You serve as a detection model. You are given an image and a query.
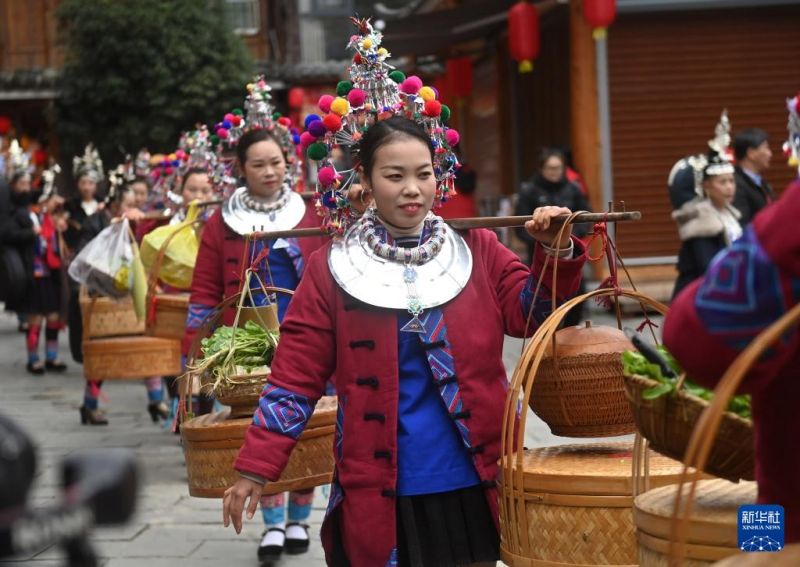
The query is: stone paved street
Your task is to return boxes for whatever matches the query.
[0,306,661,566]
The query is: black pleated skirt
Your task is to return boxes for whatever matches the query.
[330,484,500,567]
[26,272,63,315]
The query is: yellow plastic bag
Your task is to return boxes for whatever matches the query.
[130,237,148,321]
[140,202,201,289]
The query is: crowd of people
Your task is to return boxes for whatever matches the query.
[1,13,799,567]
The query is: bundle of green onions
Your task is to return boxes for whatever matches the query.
[191,320,279,393]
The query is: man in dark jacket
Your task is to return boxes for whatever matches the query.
[732,128,774,226]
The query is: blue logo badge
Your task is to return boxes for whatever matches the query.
[738,505,784,552]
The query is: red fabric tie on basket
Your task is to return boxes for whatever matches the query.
[587,220,622,310]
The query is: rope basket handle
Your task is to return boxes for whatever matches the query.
[667,301,800,565]
[499,287,669,558]
[179,286,295,421]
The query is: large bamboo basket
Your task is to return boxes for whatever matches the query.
[500,287,672,566]
[499,442,688,567]
[712,544,800,565]
[668,303,800,565]
[79,287,144,338]
[622,373,754,481]
[181,396,337,497]
[634,479,756,566]
[530,321,637,437]
[200,371,269,418]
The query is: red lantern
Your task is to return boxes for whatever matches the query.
[0,115,11,136]
[583,0,616,40]
[508,1,540,73]
[446,57,473,99]
[287,87,305,110]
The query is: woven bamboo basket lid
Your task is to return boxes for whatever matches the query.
[712,543,800,565]
[543,321,633,356]
[635,479,756,548]
[504,442,687,499]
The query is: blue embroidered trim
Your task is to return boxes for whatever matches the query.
[695,227,800,353]
[186,303,214,330]
[253,384,316,440]
[335,395,346,462]
[519,272,556,326]
[285,237,305,277]
[418,309,472,450]
[324,478,343,519]
[385,548,398,567]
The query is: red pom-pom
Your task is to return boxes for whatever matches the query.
[319,95,334,113]
[424,100,442,117]
[445,129,460,147]
[232,116,243,127]
[278,117,292,127]
[164,166,174,175]
[353,53,363,65]
[217,128,229,139]
[299,131,316,148]
[400,76,423,95]
[347,88,367,108]
[323,113,342,132]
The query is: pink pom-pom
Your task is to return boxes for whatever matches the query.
[217,128,229,139]
[224,113,235,122]
[319,95,334,113]
[317,166,337,186]
[445,129,460,147]
[299,131,316,148]
[164,166,174,175]
[347,88,367,108]
[175,149,186,160]
[400,76,423,95]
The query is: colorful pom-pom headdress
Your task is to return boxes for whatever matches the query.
[72,143,104,183]
[304,17,461,234]
[784,94,800,172]
[210,76,302,198]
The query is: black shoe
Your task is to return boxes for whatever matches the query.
[284,522,310,555]
[26,362,45,375]
[79,406,109,425]
[147,401,170,423]
[258,527,285,563]
[45,360,68,372]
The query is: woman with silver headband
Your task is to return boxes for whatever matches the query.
[183,77,327,563]
[671,111,741,298]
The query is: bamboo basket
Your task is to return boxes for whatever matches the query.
[200,371,268,418]
[712,543,800,565]
[181,396,337,497]
[667,302,800,565]
[499,442,688,566]
[635,479,756,566]
[500,287,673,566]
[623,373,754,481]
[79,287,144,338]
[531,321,637,437]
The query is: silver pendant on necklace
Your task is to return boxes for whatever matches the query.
[400,264,426,334]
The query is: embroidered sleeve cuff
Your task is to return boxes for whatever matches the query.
[239,471,267,486]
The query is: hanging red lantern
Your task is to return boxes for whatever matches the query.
[287,87,305,110]
[446,57,473,99]
[0,115,11,136]
[508,1,540,73]
[583,0,617,40]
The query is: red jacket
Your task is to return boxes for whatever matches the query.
[235,229,586,566]
[664,179,800,543]
[182,200,326,356]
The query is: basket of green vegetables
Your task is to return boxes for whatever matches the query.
[194,320,279,417]
[621,344,754,481]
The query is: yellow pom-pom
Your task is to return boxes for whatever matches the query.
[246,83,254,92]
[418,86,436,102]
[168,153,177,161]
[377,48,388,57]
[789,155,799,167]
[362,38,373,49]
[330,97,350,117]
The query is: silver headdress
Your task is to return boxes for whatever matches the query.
[40,162,61,202]
[73,143,104,182]
[690,110,734,193]
[5,139,32,180]
[784,95,800,173]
